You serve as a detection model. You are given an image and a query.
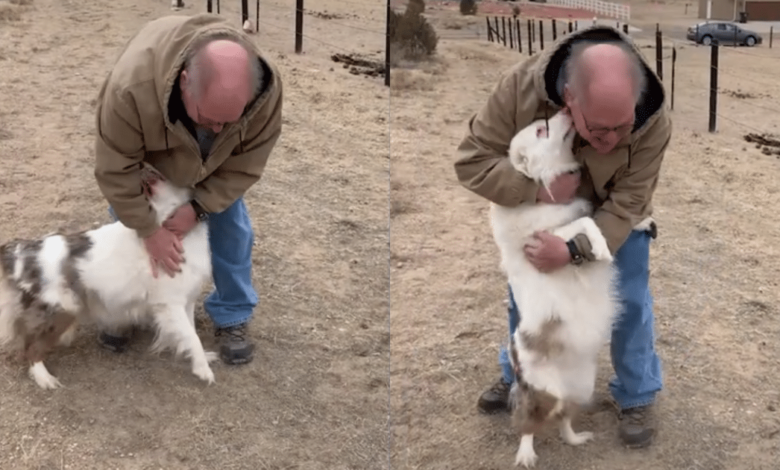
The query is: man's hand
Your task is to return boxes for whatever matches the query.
[523,231,571,273]
[143,227,185,278]
[537,171,581,204]
[162,203,198,239]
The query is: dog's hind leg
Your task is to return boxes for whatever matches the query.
[152,304,215,384]
[57,322,78,347]
[559,402,593,446]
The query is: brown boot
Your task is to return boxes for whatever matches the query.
[477,377,511,414]
[618,404,656,448]
[215,323,255,365]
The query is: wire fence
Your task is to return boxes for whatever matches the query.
[198,0,392,86]
[483,16,780,148]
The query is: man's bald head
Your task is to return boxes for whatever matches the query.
[563,41,646,108]
[180,37,263,132]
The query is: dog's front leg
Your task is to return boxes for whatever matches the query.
[153,304,216,385]
[551,217,613,263]
[515,434,538,468]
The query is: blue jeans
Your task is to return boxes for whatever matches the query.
[108,197,258,329]
[498,229,663,410]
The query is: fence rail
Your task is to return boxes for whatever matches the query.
[545,0,630,22]
[485,16,780,138]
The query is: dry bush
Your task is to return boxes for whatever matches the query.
[389,1,438,62]
[0,2,21,21]
[460,0,478,15]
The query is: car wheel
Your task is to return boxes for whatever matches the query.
[701,35,712,45]
[746,36,756,46]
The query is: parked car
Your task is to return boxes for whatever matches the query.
[686,21,763,46]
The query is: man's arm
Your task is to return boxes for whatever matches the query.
[191,83,283,214]
[571,113,673,259]
[94,83,159,238]
[453,60,542,207]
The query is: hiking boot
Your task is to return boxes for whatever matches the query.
[97,329,132,353]
[477,377,511,414]
[215,323,255,365]
[618,404,656,448]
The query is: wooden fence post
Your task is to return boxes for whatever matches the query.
[295,0,303,53]
[486,17,494,42]
[527,19,533,56]
[552,19,557,41]
[655,24,663,81]
[509,18,514,49]
[516,18,522,53]
[207,0,212,13]
[671,47,676,110]
[709,41,719,133]
[539,20,544,50]
[501,17,507,46]
[770,26,774,48]
[241,0,248,24]
[385,0,390,87]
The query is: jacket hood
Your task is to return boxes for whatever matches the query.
[529,25,666,143]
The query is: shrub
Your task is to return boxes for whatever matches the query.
[460,0,478,15]
[389,1,438,61]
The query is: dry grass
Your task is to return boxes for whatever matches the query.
[0,2,21,21]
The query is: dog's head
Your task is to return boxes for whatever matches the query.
[139,163,192,224]
[508,110,579,193]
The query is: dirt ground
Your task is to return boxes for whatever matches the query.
[389,1,780,470]
[0,0,389,469]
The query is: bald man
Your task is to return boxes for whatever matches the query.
[455,26,672,449]
[93,14,283,365]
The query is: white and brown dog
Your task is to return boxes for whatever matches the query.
[490,110,653,467]
[0,164,217,389]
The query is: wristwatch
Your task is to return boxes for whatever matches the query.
[566,239,584,266]
[190,200,209,222]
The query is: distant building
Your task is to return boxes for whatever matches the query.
[699,0,780,21]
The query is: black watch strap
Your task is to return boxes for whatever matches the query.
[190,200,209,222]
[566,239,584,266]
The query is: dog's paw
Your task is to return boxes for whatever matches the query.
[29,363,63,390]
[204,351,220,364]
[563,430,594,446]
[590,242,613,263]
[514,446,538,468]
[193,363,216,385]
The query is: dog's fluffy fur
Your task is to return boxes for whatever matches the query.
[490,111,652,467]
[0,164,217,390]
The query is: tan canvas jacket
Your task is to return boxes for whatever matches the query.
[94,13,283,238]
[454,25,672,258]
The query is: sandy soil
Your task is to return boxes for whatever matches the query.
[389,3,780,470]
[0,0,389,469]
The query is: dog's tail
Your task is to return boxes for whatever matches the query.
[0,275,20,348]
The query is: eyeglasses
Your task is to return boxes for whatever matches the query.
[570,103,634,139]
[582,112,633,139]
